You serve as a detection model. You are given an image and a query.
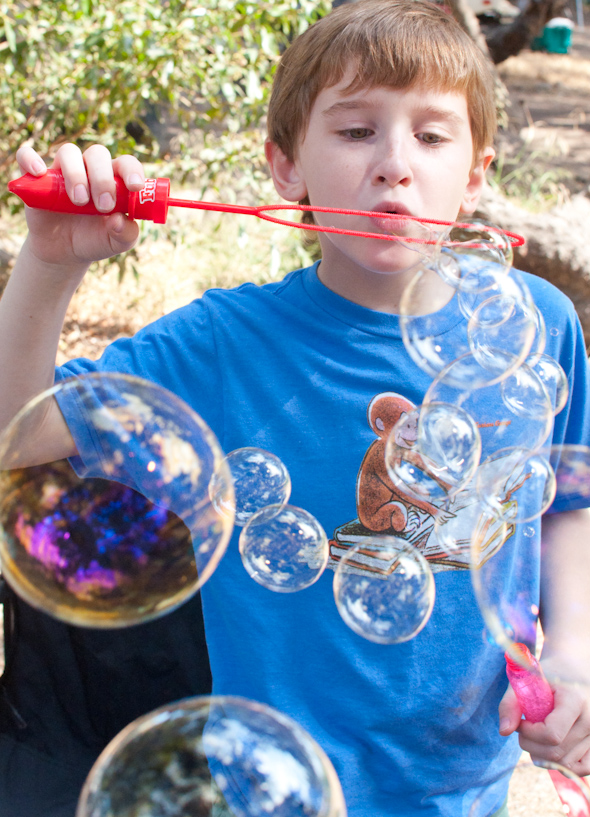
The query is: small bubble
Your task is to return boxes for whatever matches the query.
[523,525,535,538]
[550,327,560,337]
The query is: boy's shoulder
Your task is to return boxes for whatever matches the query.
[515,267,578,327]
[202,265,310,306]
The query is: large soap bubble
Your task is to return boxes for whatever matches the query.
[333,540,435,644]
[470,506,540,655]
[239,504,328,592]
[0,373,233,627]
[76,695,347,817]
[401,273,540,390]
[476,448,556,524]
[425,362,554,459]
[438,219,514,280]
[526,353,569,416]
[549,444,590,508]
[210,447,291,526]
[468,757,590,817]
[384,402,481,505]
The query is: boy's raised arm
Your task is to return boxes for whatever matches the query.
[0,144,145,466]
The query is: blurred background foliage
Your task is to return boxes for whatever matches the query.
[0,0,330,205]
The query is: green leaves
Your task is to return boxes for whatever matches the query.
[0,0,329,203]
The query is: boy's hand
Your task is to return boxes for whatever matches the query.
[498,674,590,776]
[15,143,145,271]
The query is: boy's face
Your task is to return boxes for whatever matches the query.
[267,73,494,283]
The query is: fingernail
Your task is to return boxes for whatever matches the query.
[32,159,47,175]
[73,184,89,204]
[128,173,144,187]
[499,718,510,733]
[98,192,115,211]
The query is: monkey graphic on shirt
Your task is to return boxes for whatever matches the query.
[356,392,454,536]
[327,391,523,576]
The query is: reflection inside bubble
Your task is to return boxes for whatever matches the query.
[76,696,347,817]
[239,504,328,593]
[0,373,233,627]
[210,447,292,527]
[333,540,435,644]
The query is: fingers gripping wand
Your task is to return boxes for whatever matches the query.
[505,643,590,816]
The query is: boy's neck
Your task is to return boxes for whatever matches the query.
[316,258,420,315]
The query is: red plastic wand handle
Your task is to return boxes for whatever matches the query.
[8,169,171,224]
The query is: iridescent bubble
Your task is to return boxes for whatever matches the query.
[239,504,328,592]
[384,403,481,505]
[468,758,590,817]
[76,695,347,817]
[0,373,233,627]
[470,505,539,654]
[476,447,556,523]
[210,447,291,526]
[549,444,590,506]
[526,353,569,415]
[540,444,590,686]
[333,539,435,644]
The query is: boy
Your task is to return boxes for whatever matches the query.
[2,1,590,815]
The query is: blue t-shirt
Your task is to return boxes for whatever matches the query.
[57,262,590,816]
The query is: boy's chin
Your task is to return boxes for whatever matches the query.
[358,246,431,276]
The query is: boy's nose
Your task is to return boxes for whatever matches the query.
[372,142,413,188]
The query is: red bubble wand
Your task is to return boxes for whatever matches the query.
[8,169,525,248]
[506,643,590,816]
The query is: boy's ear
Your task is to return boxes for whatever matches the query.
[459,147,496,215]
[265,140,308,202]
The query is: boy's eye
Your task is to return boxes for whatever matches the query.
[342,127,372,140]
[419,132,444,145]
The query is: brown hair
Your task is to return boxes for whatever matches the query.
[267,0,497,162]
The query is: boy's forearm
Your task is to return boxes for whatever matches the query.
[539,507,590,681]
[0,237,87,434]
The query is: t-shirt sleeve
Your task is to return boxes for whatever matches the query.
[55,296,225,474]
[546,299,590,514]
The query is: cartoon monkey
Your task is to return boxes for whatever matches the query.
[357,392,453,534]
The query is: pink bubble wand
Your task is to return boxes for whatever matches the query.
[506,643,590,816]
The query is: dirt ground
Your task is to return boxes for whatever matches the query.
[1,15,590,815]
[495,13,590,196]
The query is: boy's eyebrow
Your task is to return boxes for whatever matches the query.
[321,99,379,118]
[322,99,467,129]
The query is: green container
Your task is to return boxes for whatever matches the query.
[532,20,574,54]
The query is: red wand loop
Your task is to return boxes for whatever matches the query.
[8,169,526,248]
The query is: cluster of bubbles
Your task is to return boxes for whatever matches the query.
[209,446,329,593]
[0,219,581,651]
[0,376,341,814]
[0,216,589,811]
